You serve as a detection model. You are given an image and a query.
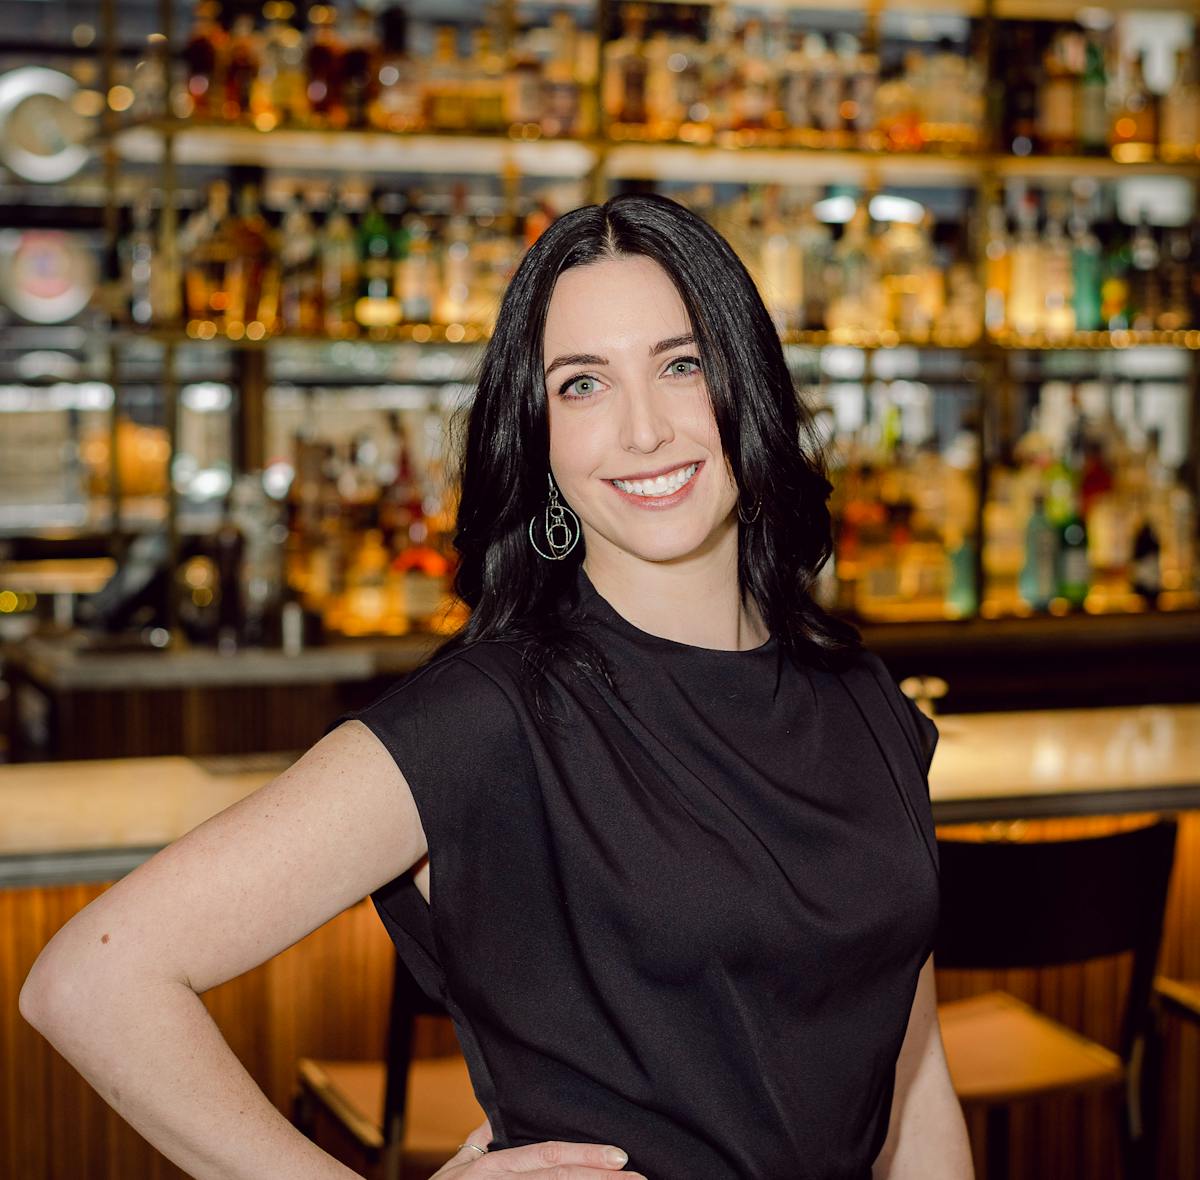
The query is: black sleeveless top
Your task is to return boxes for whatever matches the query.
[327,564,940,1180]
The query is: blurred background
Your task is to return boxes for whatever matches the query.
[1,3,1199,1178]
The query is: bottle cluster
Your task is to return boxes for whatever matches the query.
[122,180,555,337]
[983,192,1197,340]
[603,2,985,151]
[824,389,1197,621]
[711,184,981,342]
[136,0,595,139]
[999,23,1200,162]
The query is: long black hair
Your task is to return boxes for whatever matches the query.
[426,191,862,721]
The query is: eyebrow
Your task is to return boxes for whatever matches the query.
[543,334,697,380]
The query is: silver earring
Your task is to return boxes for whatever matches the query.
[738,494,762,524]
[529,472,581,560]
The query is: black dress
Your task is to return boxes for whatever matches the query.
[326,563,940,1180]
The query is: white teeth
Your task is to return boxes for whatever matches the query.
[612,462,699,497]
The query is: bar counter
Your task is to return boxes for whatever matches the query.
[5,610,1199,761]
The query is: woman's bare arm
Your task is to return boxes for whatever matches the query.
[20,719,637,1180]
[19,719,429,1179]
[872,954,975,1179]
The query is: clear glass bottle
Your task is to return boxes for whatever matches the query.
[370,5,422,133]
[1110,50,1157,163]
[1160,45,1199,162]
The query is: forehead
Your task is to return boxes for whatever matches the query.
[543,256,691,353]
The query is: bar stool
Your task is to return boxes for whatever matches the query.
[1149,974,1200,1176]
[934,818,1177,1180]
[294,954,485,1180]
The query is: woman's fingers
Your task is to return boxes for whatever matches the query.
[480,1139,637,1174]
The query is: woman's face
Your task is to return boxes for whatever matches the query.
[542,255,739,565]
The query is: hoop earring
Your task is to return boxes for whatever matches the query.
[529,472,581,560]
[738,494,762,524]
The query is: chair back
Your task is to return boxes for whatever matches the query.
[380,955,453,1178]
[935,818,1178,1062]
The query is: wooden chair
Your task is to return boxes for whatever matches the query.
[1148,973,1200,1176]
[293,954,486,1180]
[934,819,1177,1180]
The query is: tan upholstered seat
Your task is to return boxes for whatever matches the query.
[296,1053,484,1166]
[939,989,1123,1104]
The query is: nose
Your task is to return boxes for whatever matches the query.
[618,381,675,455]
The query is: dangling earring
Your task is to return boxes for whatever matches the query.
[738,494,762,524]
[529,472,581,560]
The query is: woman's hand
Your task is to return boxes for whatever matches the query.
[432,1117,642,1178]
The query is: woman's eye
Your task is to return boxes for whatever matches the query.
[559,374,598,399]
[669,358,701,376]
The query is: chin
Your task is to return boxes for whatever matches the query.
[590,514,731,566]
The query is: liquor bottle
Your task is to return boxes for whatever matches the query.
[213,491,246,651]
[542,9,582,138]
[1129,501,1162,607]
[759,185,801,332]
[279,192,321,334]
[796,199,832,331]
[398,199,435,323]
[182,1,227,120]
[354,191,400,329]
[848,48,880,148]
[779,27,812,142]
[182,179,235,326]
[426,25,470,131]
[371,5,422,133]
[468,24,508,135]
[223,13,260,121]
[1128,211,1161,331]
[228,183,279,332]
[340,5,378,129]
[827,202,881,334]
[733,18,772,133]
[658,6,705,137]
[1068,201,1103,331]
[1097,222,1130,330]
[1007,193,1042,335]
[1160,45,1200,162]
[1078,34,1109,156]
[125,193,157,326]
[437,183,474,324]
[605,3,650,128]
[1159,229,1192,330]
[983,203,1011,336]
[320,188,359,335]
[1110,50,1157,163]
[1041,198,1074,339]
[253,1,307,129]
[809,37,846,147]
[1057,487,1090,609]
[305,4,345,127]
[1004,24,1040,155]
[1019,491,1058,610]
[1037,31,1078,155]
[874,58,922,152]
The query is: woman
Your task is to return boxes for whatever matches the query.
[21,193,972,1179]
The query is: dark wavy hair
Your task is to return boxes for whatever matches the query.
[425,191,862,721]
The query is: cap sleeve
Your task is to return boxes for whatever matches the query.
[323,652,527,860]
[901,693,940,778]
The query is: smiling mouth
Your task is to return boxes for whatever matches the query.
[609,461,701,498]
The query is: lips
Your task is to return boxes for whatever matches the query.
[607,460,703,507]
